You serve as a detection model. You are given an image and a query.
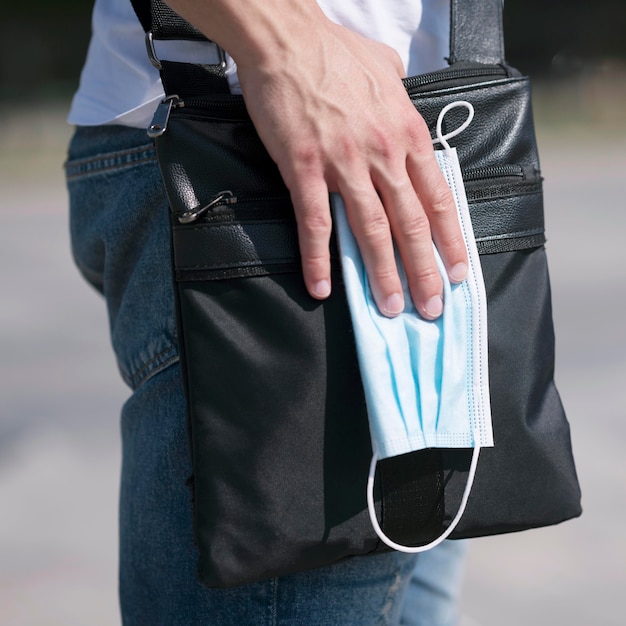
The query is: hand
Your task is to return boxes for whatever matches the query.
[166,0,469,318]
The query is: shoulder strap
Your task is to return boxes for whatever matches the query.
[131,0,506,65]
[130,0,206,40]
[449,0,505,65]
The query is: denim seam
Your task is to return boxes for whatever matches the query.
[378,564,406,626]
[269,577,278,626]
[124,342,179,390]
[65,143,157,179]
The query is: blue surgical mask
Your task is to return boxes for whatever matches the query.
[332,102,493,552]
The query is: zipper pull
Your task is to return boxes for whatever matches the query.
[147,95,183,138]
[178,190,238,224]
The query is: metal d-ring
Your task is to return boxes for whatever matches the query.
[145,31,163,70]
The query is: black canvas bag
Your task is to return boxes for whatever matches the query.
[131,0,582,588]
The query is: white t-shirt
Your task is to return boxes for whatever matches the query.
[68,0,450,128]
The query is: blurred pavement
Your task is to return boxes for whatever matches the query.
[0,93,625,625]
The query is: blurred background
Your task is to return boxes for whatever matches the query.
[1,1,625,624]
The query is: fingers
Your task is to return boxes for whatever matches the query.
[374,173,444,320]
[289,181,333,300]
[338,178,405,317]
[370,111,468,319]
[405,138,469,286]
[290,123,470,321]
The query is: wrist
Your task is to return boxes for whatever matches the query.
[164,0,328,70]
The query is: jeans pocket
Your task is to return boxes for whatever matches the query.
[65,125,178,389]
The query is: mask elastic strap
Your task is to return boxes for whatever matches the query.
[366,428,481,553]
[431,101,475,153]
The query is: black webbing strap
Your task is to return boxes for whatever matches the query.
[131,0,207,41]
[159,60,230,96]
[379,450,445,546]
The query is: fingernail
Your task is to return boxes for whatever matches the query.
[383,293,404,316]
[312,279,331,298]
[424,295,443,318]
[448,262,468,283]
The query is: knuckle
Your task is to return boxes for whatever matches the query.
[371,265,399,285]
[291,143,320,168]
[410,266,442,290]
[303,252,330,271]
[358,210,391,241]
[438,230,466,251]
[396,209,431,242]
[299,210,332,237]
[370,130,398,161]
[428,189,455,218]
[404,115,430,145]
[336,135,360,163]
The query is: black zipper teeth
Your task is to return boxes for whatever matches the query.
[403,66,508,91]
[186,166,526,220]
[462,165,525,182]
[179,96,246,111]
[182,194,291,222]
[229,194,289,205]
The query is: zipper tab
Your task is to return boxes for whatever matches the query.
[148,95,183,138]
[178,190,238,224]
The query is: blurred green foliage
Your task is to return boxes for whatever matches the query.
[1,1,625,103]
[1,1,91,101]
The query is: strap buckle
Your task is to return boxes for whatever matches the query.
[145,31,227,71]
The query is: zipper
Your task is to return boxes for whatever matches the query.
[403,64,511,95]
[182,95,246,111]
[148,95,184,138]
[150,64,513,137]
[148,93,248,138]
[176,167,535,224]
[462,164,525,183]
[178,190,238,224]
[176,192,295,225]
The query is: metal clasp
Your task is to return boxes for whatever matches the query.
[147,95,182,138]
[178,191,237,224]
[146,31,162,70]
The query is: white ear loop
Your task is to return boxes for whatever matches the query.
[432,101,475,153]
[364,100,479,553]
[366,430,481,553]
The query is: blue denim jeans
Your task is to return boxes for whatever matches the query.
[65,125,468,626]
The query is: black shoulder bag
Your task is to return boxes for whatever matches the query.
[131,0,582,588]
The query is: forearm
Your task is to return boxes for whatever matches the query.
[163,0,327,69]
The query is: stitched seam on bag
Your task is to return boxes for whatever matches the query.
[176,257,299,271]
[475,226,545,242]
[174,112,251,125]
[466,185,542,203]
[175,218,294,231]
[175,263,301,281]
[174,221,298,270]
[65,144,157,180]
[477,236,545,255]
